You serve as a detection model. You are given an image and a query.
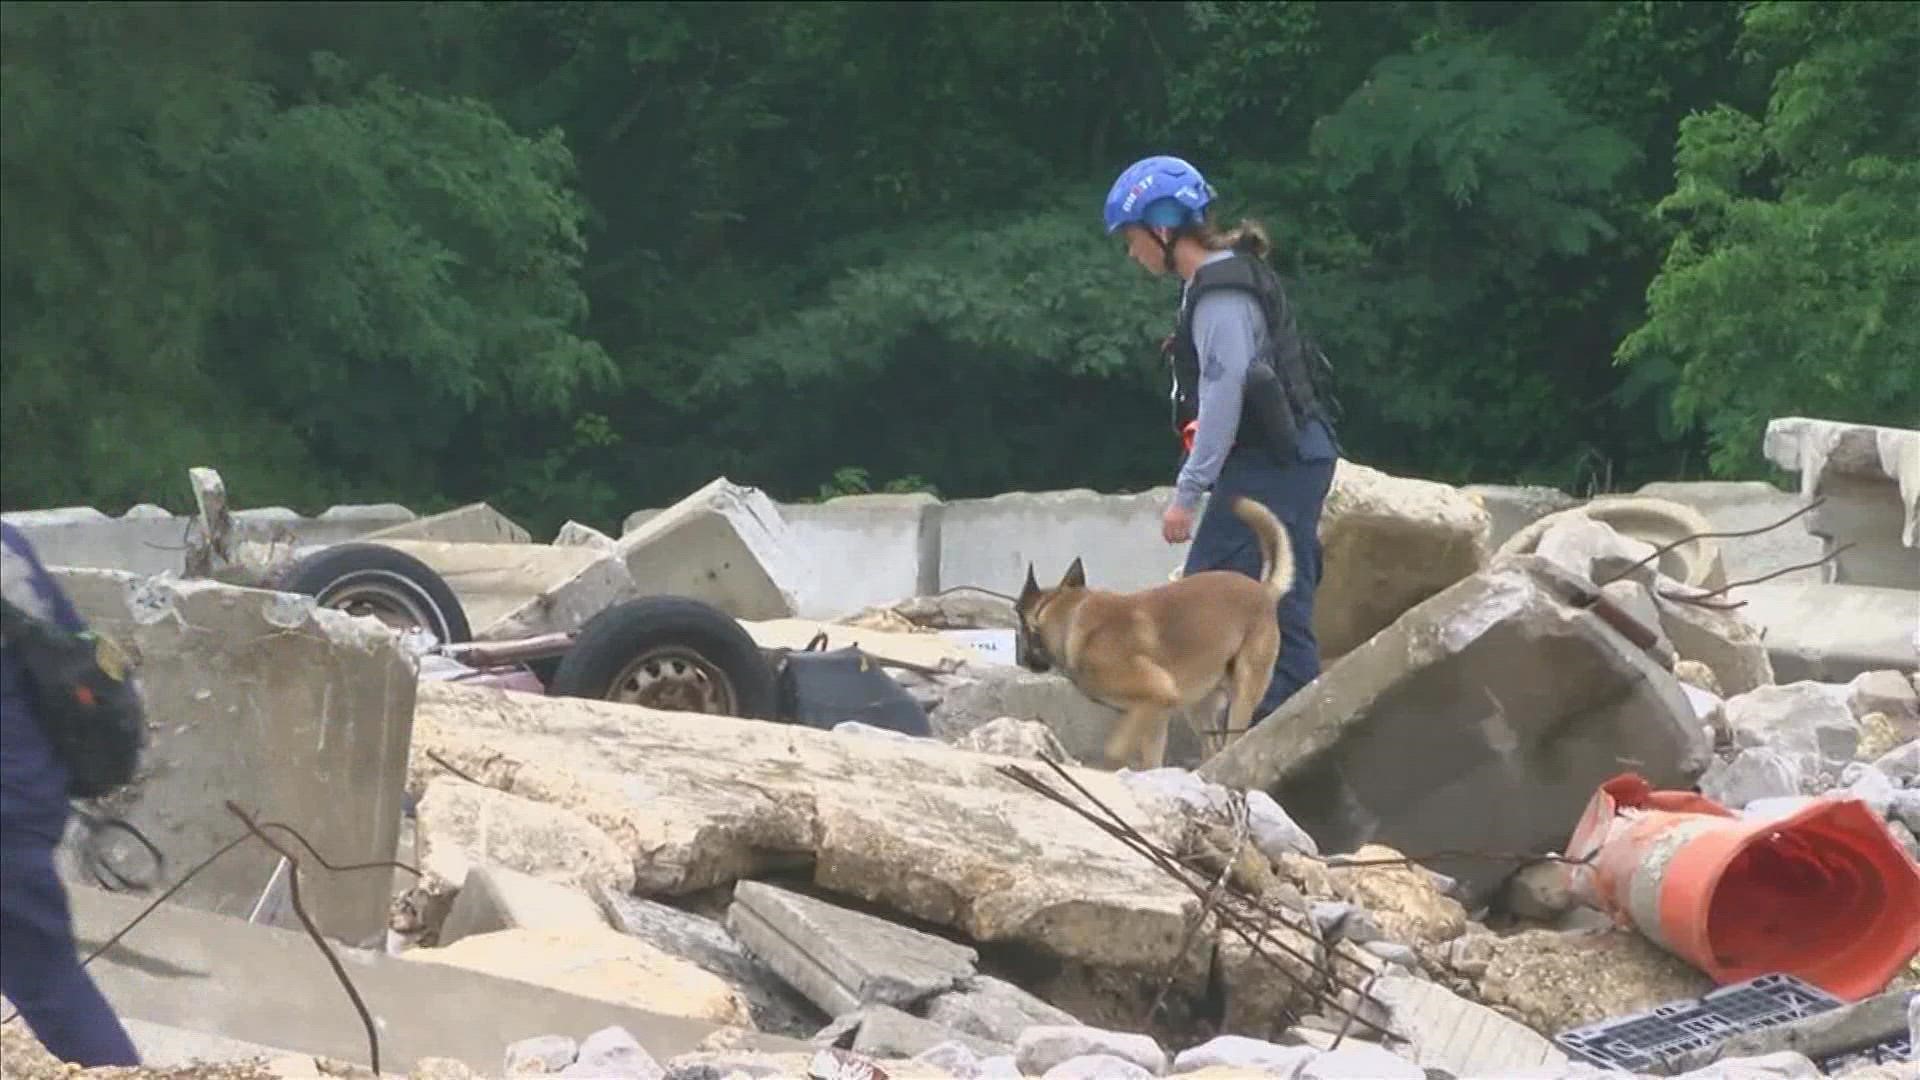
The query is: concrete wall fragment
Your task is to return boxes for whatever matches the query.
[1200,556,1712,907]
[5,503,414,578]
[53,570,417,945]
[1765,416,1920,588]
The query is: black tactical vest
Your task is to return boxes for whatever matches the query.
[1168,253,1335,462]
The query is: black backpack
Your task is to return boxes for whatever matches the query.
[0,597,147,799]
[773,632,931,738]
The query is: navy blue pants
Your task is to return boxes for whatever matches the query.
[0,838,140,1066]
[1182,445,1337,720]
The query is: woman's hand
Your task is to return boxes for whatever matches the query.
[1162,503,1195,544]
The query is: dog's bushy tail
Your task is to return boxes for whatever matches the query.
[1231,497,1296,603]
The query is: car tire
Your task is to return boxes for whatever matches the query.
[274,542,473,645]
[548,596,776,719]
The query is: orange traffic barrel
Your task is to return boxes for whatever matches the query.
[1564,772,1920,1001]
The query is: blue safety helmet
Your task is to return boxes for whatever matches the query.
[1103,155,1215,234]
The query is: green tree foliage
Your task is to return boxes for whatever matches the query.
[2,0,1907,537]
[1618,1,1920,472]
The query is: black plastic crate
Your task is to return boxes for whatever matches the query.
[1554,973,1846,1073]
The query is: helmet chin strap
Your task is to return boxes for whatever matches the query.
[1154,226,1178,274]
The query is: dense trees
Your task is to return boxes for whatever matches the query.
[3,1,1912,536]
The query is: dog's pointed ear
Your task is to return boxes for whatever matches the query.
[1019,563,1040,605]
[1060,557,1086,590]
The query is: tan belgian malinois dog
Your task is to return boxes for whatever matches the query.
[1014,496,1294,770]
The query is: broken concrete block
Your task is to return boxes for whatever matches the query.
[1014,1026,1166,1077]
[594,883,822,1036]
[412,683,1203,995]
[616,478,809,620]
[560,1026,663,1079]
[504,1034,579,1075]
[727,882,977,1016]
[1171,1034,1317,1076]
[1671,1051,1824,1079]
[934,665,1206,768]
[1462,484,1581,550]
[1765,416,1920,588]
[920,975,1081,1046]
[1675,659,1725,696]
[1857,713,1909,763]
[1370,972,1569,1076]
[1733,580,1919,683]
[553,520,617,552]
[1532,514,1660,586]
[954,716,1076,764]
[413,778,634,895]
[1314,460,1491,660]
[1600,578,1676,665]
[1699,748,1807,809]
[1247,789,1320,859]
[1876,739,1920,784]
[1503,496,1728,589]
[1325,845,1468,947]
[437,864,608,946]
[914,1040,985,1078]
[1502,861,1575,921]
[1724,681,1859,774]
[405,925,753,1027]
[1840,762,1898,817]
[843,1004,1008,1060]
[1200,556,1712,906]
[1653,590,1777,697]
[52,569,415,945]
[368,503,531,545]
[1850,669,1920,729]
[373,539,640,640]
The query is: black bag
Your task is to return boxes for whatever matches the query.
[774,633,931,737]
[0,597,147,799]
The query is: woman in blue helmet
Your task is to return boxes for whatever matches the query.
[1104,154,1340,718]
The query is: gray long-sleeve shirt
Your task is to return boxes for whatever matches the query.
[1173,251,1262,511]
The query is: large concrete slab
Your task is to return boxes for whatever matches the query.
[54,570,416,945]
[64,885,803,1075]
[6,502,414,578]
[1734,580,1919,683]
[1200,555,1712,906]
[615,478,811,620]
[726,881,977,1016]
[371,539,640,640]
[409,682,1204,985]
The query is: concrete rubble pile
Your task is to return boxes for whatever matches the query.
[4,416,1916,1080]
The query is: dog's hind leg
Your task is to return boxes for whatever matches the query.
[1101,662,1183,770]
[1110,703,1175,771]
[1221,626,1282,753]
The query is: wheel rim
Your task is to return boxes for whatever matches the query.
[316,572,446,642]
[605,647,737,714]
